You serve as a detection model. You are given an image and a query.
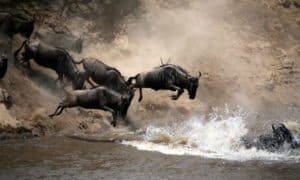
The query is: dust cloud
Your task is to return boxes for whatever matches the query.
[75,0,300,130]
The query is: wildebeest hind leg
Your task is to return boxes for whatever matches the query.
[48,106,61,118]
[48,106,64,118]
[138,88,143,102]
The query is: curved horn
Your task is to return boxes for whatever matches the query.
[160,57,164,65]
[167,56,171,64]
[198,71,202,78]
[272,124,276,131]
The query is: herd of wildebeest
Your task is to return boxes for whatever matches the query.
[0,12,300,152]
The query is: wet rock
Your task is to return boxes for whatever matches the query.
[35,29,83,53]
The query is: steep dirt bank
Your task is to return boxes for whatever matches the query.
[0,0,299,139]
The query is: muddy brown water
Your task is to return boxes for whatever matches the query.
[0,137,299,180]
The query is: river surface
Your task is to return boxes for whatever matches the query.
[0,136,299,180]
[1,106,300,179]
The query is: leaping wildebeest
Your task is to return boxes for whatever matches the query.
[74,58,135,116]
[49,86,133,127]
[74,58,128,91]
[127,63,201,102]
[0,52,8,78]
[14,39,86,90]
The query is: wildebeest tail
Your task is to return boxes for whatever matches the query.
[126,73,140,85]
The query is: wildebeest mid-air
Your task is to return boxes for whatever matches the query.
[74,58,135,116]
[127,63,201,102]
[14,39,86,90]
[49,86,133,127]
[74,58,131,93]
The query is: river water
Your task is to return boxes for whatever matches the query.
[1,106,300,179]
[0,137,299,180]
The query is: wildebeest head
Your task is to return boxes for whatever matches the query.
[21,39,38,61]
[117,94,132,118]
[187,72,201,99]
[272,123,294,144]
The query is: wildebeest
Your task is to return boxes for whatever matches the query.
[127,63,201,102]
[74,58,131,92]
[242,123,300,152]
[74,58,135,115]
[14,39,86,89]
[48,86,133,127]
[0,12,35,38]
[0,52,7,78]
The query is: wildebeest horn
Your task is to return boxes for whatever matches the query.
[272,124,276,131]
[166,57,171,64]
[198,71,202,78]
[160,57,164,65]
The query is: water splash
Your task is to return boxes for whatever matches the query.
[123,105,300,162]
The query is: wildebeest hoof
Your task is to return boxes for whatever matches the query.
[138,97,142,102]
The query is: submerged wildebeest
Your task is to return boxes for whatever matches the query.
[0,52,8,78]
[0,12,35,38]
[49,86,132,127]
[242,123,300,152]
[14,39,86,89]
[127,63,201,102]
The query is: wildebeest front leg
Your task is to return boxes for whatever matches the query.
[167,83,183,100]
[171,88,184,100]
[87,77,97,88]
[101,105,117,127]
[111,112,118,127]
[138,88,143,102]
